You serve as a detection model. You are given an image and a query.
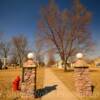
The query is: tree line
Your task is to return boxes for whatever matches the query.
[0,33,29,68]
[0,0,94,71]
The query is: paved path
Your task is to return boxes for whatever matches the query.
[41,68,78,100]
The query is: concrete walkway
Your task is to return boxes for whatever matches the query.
[41,68,78,100]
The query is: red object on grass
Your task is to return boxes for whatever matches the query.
[12,76,20,91]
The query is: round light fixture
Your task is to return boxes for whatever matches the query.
[27,52,34,59]
[76,53,83,59]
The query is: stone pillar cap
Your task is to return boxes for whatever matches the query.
[74,53,88,67]
[74,59,88,67]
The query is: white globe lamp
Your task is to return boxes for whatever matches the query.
[27,52,34,59]
[76,53,83,59]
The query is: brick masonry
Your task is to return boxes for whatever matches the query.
[74,59,93,96]
[74,67,93,96]
[21,59,37,99]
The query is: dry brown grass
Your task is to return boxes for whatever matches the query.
[52,67,100,100]
[36,67,45,90]
[0,67,44,100]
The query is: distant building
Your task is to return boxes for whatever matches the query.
[94,57,100,67]
[55,60,72,69]
[0,58,8,68]
[56,60,63,69]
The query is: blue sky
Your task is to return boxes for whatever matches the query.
[0,0,100,58]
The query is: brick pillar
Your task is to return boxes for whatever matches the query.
[74,66,92,96]
[21,59,37,99]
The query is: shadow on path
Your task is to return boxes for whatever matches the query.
[35,84,58,98]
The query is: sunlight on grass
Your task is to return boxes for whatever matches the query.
[52,67,100,100]
[0,67,44,100]
[37,67,45,89]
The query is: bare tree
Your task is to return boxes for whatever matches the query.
[34,35,44,63]
[0,33,10,68]
[38,0,93,71]
[0,41,10,58]
[47,48,56,66]
[11,35,28,67]
[0,41,10,68]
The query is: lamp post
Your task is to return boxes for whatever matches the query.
[74,53,93,96]
[22,52,35,82]
[21,52,37,98]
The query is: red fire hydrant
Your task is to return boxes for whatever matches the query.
[12,76,20,91]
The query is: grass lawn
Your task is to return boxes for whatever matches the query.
[0,67,44,100]
[52,67,100,100]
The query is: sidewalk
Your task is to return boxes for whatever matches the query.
[41,68,78,100]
